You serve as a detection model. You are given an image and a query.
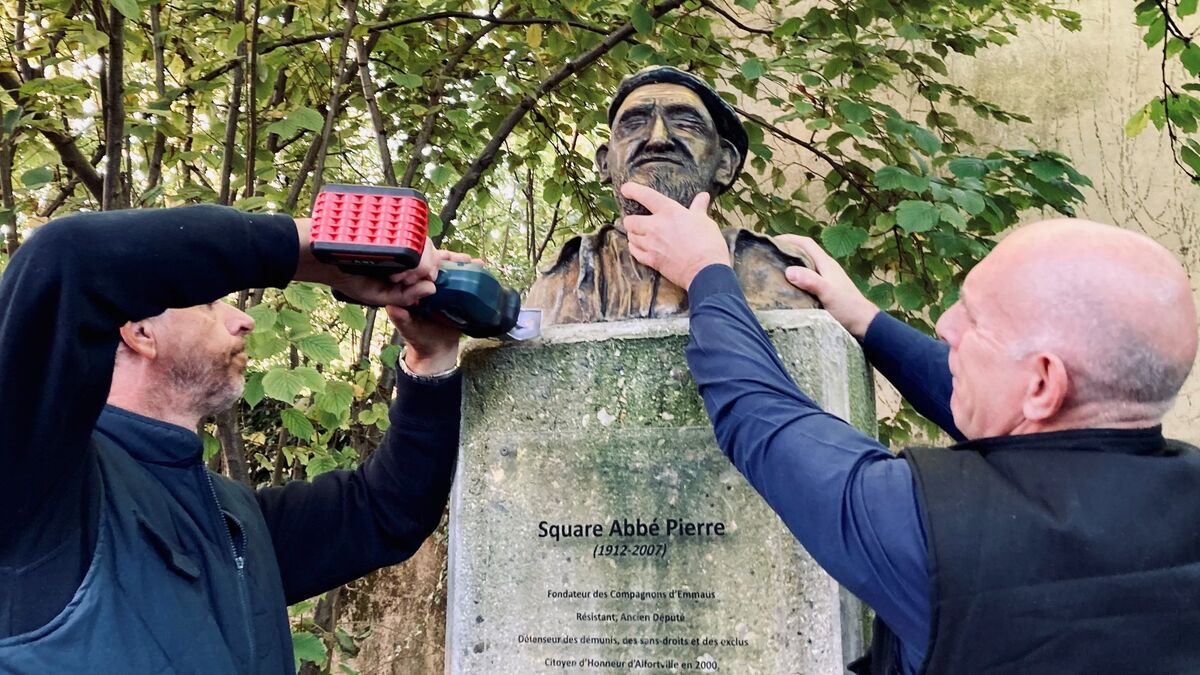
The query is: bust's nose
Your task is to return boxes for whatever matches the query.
[645,112,672,148]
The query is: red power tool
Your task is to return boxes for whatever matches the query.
[309,184,539,339]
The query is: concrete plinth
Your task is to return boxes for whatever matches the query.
[447,310,874,674]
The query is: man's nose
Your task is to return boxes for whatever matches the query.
[223,305,255,336]
[935,304,960,347]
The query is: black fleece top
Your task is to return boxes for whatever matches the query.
[0,206,459,636]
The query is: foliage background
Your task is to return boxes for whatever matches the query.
[8,0,1192,672]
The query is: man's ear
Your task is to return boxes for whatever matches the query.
[118,320,158,360]
[712,138,740,193]
[1023,352,1069,422]
[595,143,612,185]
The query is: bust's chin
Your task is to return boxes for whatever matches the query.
[614,169,712,218]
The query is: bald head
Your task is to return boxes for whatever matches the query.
[966,218,1196,426]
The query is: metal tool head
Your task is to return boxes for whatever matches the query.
[506,309,543,341]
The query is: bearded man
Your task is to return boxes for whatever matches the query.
[525,66,817,323]
[0,205,468,673]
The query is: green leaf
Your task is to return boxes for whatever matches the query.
[283,283,321,311]
[290,107,325,132]
[358,401,391,431]
[293,631,327,669]
[741,58,766,80]
[294,366,326,392]
[630,3,654,34]
[317,380,355,415]
[431,164,455,187]
[2,108,22,135]
[1029,159,1064,182]
[308,453,338,477]
[262,366,325,402]
[245,329,287,359]
[526,24,543,49]
[243,372,265,408]
[278,308,312,337]
[874,166,929,193]
[947,157,987,179]
[1144,15,1166,48]
[895,281,926,311]
[895,200,941,233]
[1181,141,1200,175]
[950,189,986,216]
[281,407,315,442]
[865,283,893,307]
[734,0,757,8]
[909,127,942,155]
[20,167,53,188]
[380,344,401,368]
[247,304,278,330]
[1182,0,1198,17]
[821,224,869,258]
[933,202,964,228]
[235,195,268,211]
[201,430,220,462]
[111,0,141,20]
[295,332,341,364]
[394,74,423,89]
[837,100,871,124]
[1182,45,1200,76]
[339,304,366,332]
[628,44,655,62]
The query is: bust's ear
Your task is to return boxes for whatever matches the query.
[712,138,740,193]
[595,143,612,185]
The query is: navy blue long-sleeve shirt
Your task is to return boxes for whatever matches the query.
[686,264,962,674]
[0,206,458,636]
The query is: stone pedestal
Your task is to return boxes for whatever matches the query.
[447,310,874,674]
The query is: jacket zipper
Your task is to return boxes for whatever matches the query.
[203,467,257,667]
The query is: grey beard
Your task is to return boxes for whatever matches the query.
[167,353,244,420]
[615,170,711,217]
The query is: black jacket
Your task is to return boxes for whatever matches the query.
[0,207,459,663]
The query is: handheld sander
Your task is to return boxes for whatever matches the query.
[309,184,539,340]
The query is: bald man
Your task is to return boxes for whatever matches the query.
[618,182,1200,675]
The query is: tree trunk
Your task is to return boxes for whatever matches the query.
[1,137,18,255]
[101,3,126,211]
[145,1,167,196]
[293,0,358,208]
[243,0,262,199]
[214,408,250,484]
[218,0,246,205]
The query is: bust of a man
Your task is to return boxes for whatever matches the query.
[525,67,817,324]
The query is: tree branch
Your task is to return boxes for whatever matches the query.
[698,0,773,36]
[0,73,104,202]
[438,0,688,236]
[733,104,885,210]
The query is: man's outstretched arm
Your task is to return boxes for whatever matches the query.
[254,370,460,604]
[254,250,469,604]
[619,184,932,657]
[685,264,932,651]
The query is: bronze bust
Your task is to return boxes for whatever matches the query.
[525,67,817,324]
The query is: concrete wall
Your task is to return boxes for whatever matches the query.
[940,1,1200,442]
